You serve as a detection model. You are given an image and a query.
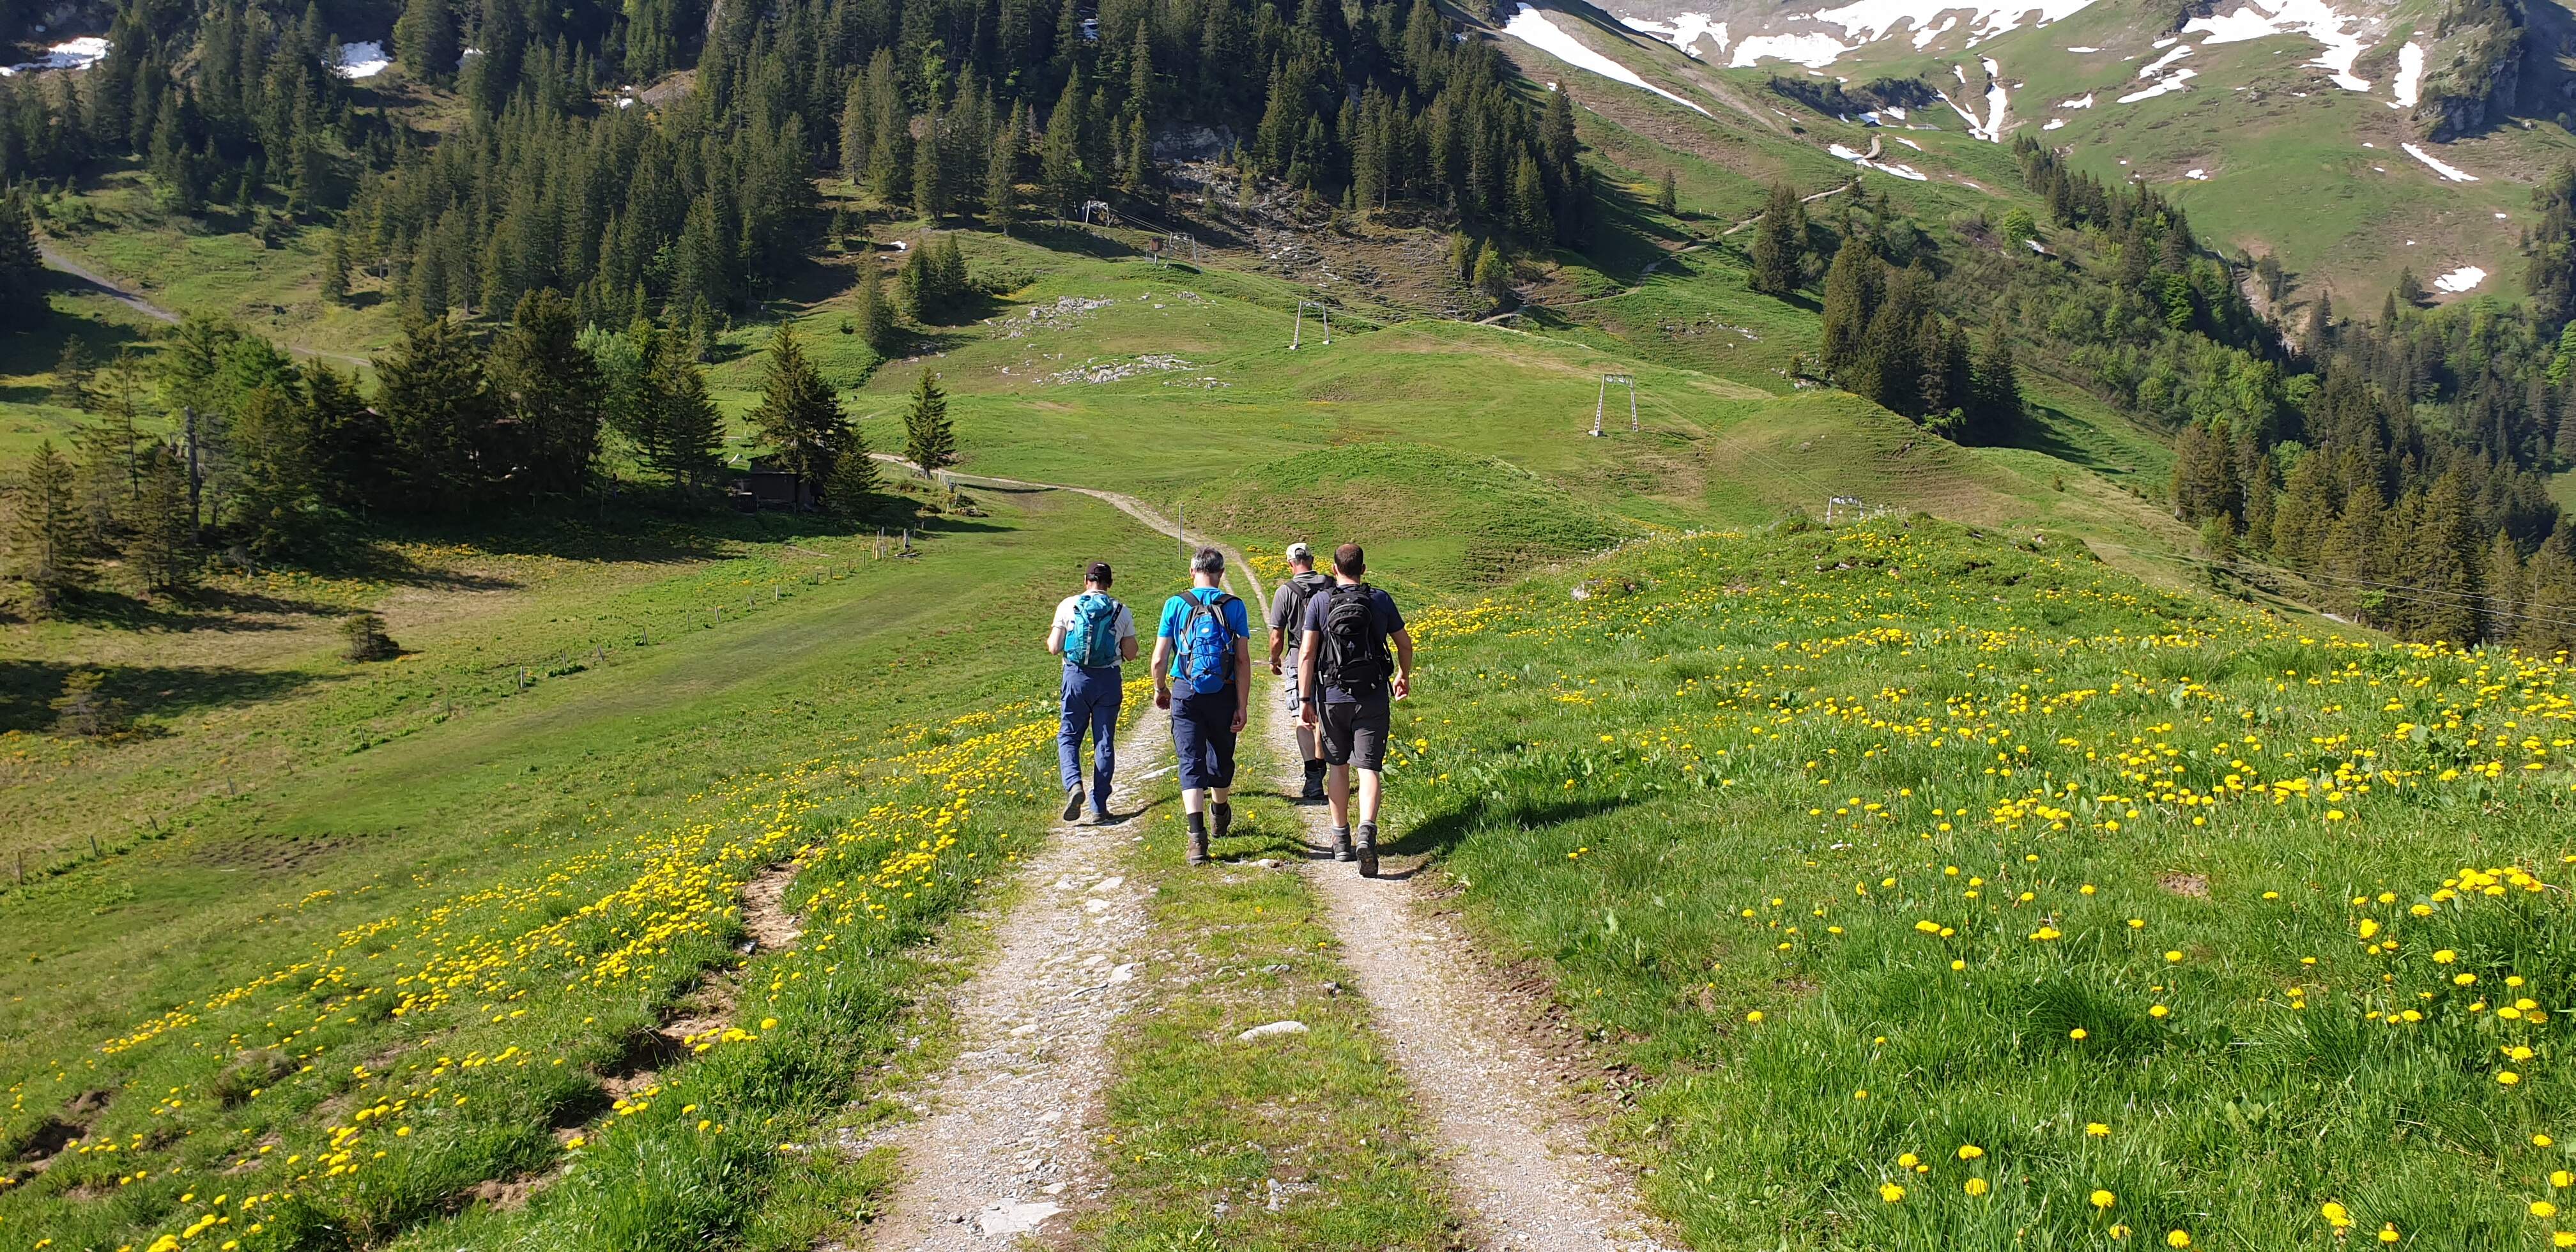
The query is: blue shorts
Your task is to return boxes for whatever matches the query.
[1170,687,1239,791]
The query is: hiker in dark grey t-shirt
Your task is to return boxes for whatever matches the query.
[1266,541,1333,802]
[1297,542,1414,878]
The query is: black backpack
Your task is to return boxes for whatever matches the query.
[1279,576,1325,647]
[1318,583,1392,690]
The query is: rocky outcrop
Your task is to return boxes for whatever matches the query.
[2416,0,2529,140]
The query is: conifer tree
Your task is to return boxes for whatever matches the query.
[643,325,724,492]
[1969,313,2021,435]
[51,338,95,411]
[1509,155,1549,243]
[854,258,897,354]
[6,441,91,613]
[322,229,352,303]
[377,315,496,508]
[229,381,322,554]
[914,104,949,220]
[1043,68,1089,216]
[493,289,604,499]
[0,193,43,331]
[1655,169,1677,215]
[1749,182,1807,297]
[395,0,459,84]
[986,126,1021,231]
[125,443,197,593]
[827,427,879,516]
[1819,241,1878,377]
[903,369,956,473]
[747,323,847,496]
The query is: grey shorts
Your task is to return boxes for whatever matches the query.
[1321,697,1391,772]
[1280,663,1304,714]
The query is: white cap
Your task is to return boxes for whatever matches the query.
[1286,542,1313,562]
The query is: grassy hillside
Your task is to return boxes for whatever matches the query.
[1376,518,2576,1248]
[0,487,1186,1252]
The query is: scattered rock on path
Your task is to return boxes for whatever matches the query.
[1238,1019,1309,1042]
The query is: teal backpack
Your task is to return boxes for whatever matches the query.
[1174,590,1238,695]
[1063,592,1123,668]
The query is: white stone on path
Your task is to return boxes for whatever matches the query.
[976,1201,1062,1236]
[1238,1020,1310,1041]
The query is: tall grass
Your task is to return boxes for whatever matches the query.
[1391,519,2575,1249]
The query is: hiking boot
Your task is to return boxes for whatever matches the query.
[1062,785,1085,821]
[1088,807,1114,827]
[1301,760,1328,802]
[1187,828,1211,865]
[1213,801,1233,841]
[1330,827,1355,862]
[1356,823,1380,879]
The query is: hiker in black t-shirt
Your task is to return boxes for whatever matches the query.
[1296,542,1414,878]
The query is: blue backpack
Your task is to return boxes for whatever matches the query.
[1174,590,1239,695]
[1063,592,1123,668]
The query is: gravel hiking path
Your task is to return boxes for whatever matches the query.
[1259,699,1682,1252]
[859,706,1170,1248]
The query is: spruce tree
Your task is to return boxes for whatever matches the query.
[125,442,197,593]
[1655,169,1678,215]
[6,441,91,613]
[827,430,880,516]
[492,289,604,498]
[0,192,47,331]
[1508,155,1549,243]
[986,128,1021,231]
[747,323,847,496]
[395,0,459,84]
[854,258,897,355]
[377,315,496,508]
[51,337,95,410]
[322,229,352,303]
[914,105,948,220]
[1749,183,1807,297]
[1968,314,2022,436]
[229,382,321,554]
[1043,68,1089,216]
[1818,241,1878,377]
[903,369,956,473]
[644,325,724,492]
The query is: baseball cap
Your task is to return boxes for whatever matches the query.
[1285,542,1312,562]
[1086,561,1113,584]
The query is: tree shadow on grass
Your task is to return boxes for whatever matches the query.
[0,659,326,735]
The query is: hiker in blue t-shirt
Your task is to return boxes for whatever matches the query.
[1152,546,1253,865]
[1046,560,1139,825]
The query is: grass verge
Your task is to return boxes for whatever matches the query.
[1080,728,1461,1249]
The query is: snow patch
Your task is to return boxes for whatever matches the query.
[2065,45,2102,52]
[1726,0,2104,68]
[1980,56,2009,141]
[2059,92,2095,107]
[1502,5,1713,116]
[2388,40,2422,108]
[2183,0,2376,93]
[2137,45,2192,78]
[1,36,109,76]
[2185,168,2209,179]
[1730,31,1856,66]
[1895,135,1924,148]
[332,40,388,79]
[1829,142,1932,179]
[2044,117,2066,129]
[1619,12,1731,57]
[2117,67,2195,102]
[2432,265,2486,293]
[2401,141,2478,181]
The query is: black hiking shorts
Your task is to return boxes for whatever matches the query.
[1320,696,1391,772]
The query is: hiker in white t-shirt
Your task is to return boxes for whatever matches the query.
[1046,560,1138,824]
